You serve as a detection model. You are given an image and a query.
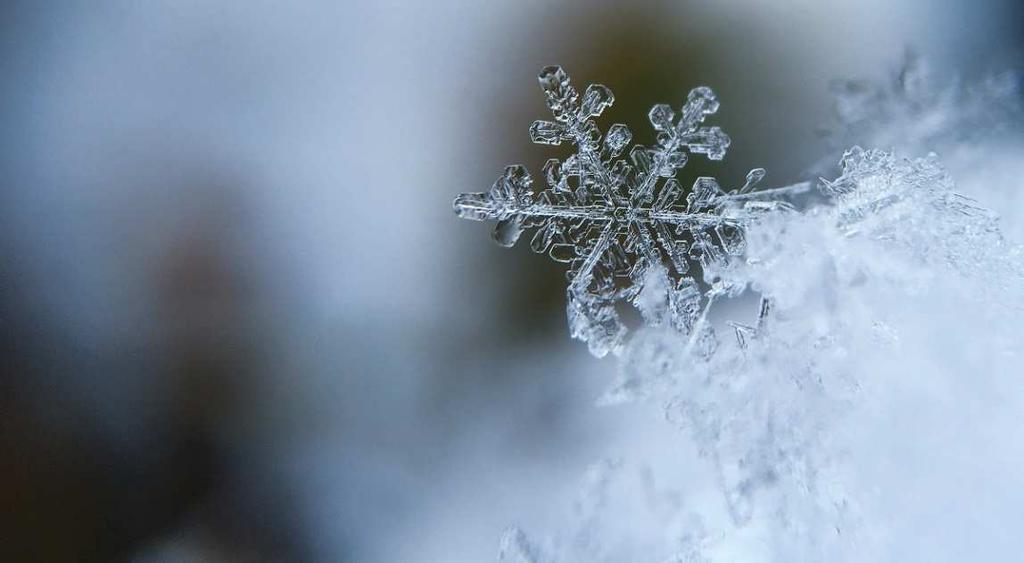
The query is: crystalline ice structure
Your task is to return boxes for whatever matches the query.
[454,66,808,357]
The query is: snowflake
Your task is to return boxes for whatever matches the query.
[454,65,809,357]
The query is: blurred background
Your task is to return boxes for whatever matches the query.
[2,1,1021,561]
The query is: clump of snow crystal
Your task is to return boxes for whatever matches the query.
[822,52,1024,239]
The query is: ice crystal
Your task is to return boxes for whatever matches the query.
[454,66,808,357]
[820,52,1024,241]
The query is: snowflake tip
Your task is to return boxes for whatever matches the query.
[740,168,767,193]
[604,123,632,155]
[682,86,720,124]
[580,83,615,117]
[649,103,675,131]
[530,120,564,145]
[538,65,577,116]
[452,192,493,221]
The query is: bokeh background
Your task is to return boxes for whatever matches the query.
[2,1,1021,561]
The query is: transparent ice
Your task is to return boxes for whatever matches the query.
[453,66,809,357]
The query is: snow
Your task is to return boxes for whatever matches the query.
[460,63,1024,562]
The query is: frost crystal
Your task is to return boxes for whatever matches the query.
[820,53,1024,242]
[454,66,808,357]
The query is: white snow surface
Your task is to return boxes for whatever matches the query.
[503,144,1024,561]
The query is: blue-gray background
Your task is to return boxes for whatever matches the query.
[2,1,1021,561]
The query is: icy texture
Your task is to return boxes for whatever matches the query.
[821,52,1022,164]
[820,53,1024,239]
[499,459,713,563]
[454,66,808,357]
[502,149,1024,562]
